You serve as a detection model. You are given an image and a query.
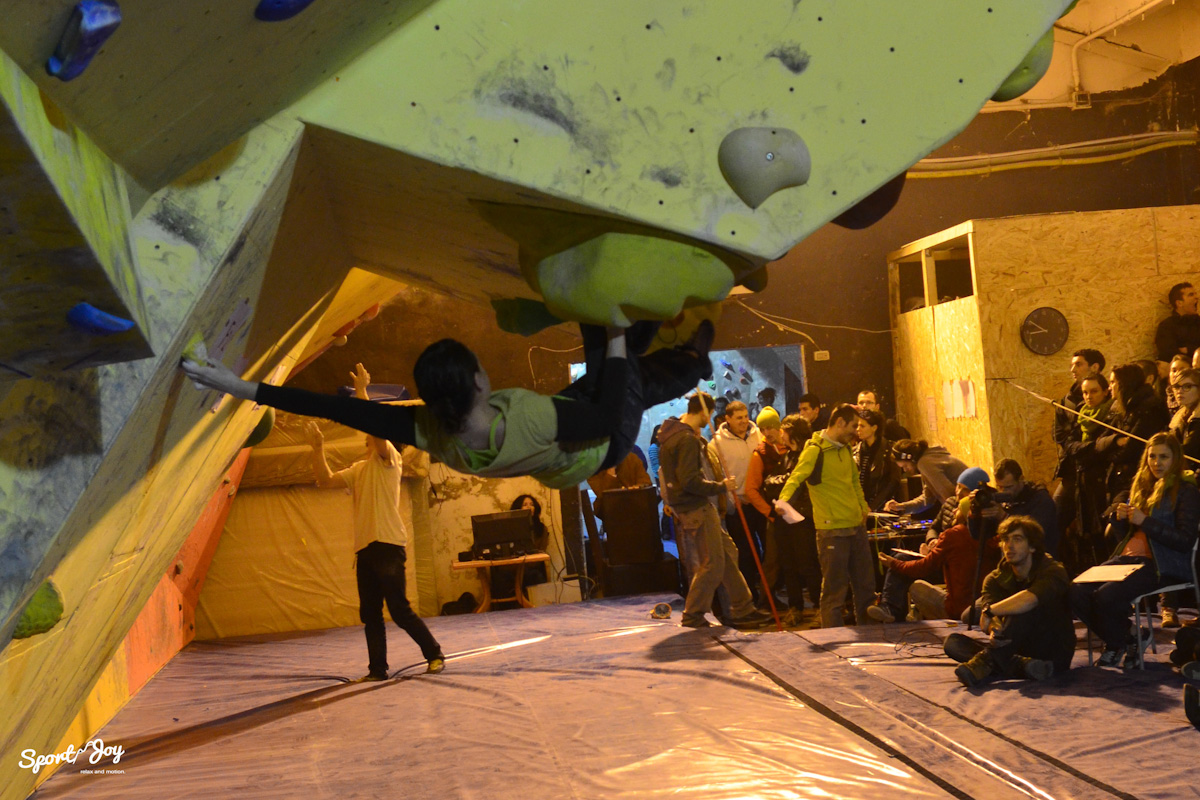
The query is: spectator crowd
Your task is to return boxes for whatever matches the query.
[648,281,1200,705]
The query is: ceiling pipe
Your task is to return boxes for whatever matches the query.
[1070,0,1176,104]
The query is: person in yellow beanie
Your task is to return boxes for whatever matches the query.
[756,406,780,429]
[743,406,796,618]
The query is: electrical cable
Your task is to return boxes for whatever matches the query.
[913,131,1197,167]
[734,298,893,336]
[909,134,1197,180]
[732,303,819,347]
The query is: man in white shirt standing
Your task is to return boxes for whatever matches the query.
[307,363,444,681]
[708,401,765,604]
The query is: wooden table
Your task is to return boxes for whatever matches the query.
[451,552,551,613]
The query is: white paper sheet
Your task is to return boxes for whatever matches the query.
[774,500,805,524]
[1072,563,1145,583]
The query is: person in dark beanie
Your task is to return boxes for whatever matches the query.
[885,440,968,519]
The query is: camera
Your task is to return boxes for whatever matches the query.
[972,483,998,512]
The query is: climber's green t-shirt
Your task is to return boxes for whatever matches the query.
[414,388,608,489]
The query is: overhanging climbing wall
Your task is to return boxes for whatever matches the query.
[0,2,1073,797]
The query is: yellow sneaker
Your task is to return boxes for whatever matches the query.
[427,656,445,674]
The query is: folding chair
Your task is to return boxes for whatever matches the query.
[1086,540,1200,669]
[1128,539,1200,669]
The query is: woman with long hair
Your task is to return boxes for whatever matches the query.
[1096,363,1170,502]
[1071,432,1200,667]
[506,494,550,588]
[182,323,714,490]
[854,408,902,511]
[510,494,549,552]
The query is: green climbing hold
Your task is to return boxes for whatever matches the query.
[535,233,735,327]
[13,581,64,639]
[992,28,1055,102]
[243,407,275,448]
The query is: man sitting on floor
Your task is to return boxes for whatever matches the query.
[945,516,1075,688]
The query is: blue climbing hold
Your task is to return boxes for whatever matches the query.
[67,302,135,335]
[255,0,318,22]
[46,1,122,82]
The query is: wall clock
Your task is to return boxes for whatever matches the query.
[1020,307,1069,355]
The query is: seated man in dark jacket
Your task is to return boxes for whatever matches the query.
[969,459,1059,559]
[947,516,1075,687]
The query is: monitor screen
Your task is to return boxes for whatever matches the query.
[471,509,535,552]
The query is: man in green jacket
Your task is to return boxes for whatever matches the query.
[776,404,873,628]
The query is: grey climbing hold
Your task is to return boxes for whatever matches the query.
[718,127,811,209]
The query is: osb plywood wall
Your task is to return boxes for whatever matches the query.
[892,295,994,475]
[972,206,1200,484]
